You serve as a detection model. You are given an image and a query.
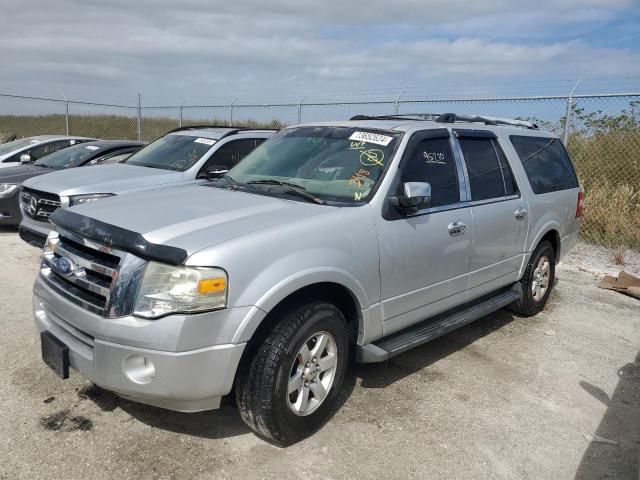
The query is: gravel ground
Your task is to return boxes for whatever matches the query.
[0,229,638,480]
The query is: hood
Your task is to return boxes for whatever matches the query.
[0,164,52,184]
[22,163,182,196]
[58,183,335,258]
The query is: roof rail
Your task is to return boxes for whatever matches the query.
[167,125,280,134]
[435,113,538,129]
[350,114,440,121]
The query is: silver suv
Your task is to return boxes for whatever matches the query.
[19,126,274,245]
[33,114,582,445]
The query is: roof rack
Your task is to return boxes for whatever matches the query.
[349,113,538,129]
[434,113,538,129]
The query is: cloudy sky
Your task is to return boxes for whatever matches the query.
[1,0,639,103]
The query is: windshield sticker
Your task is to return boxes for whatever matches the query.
[349,141,366,150]
[354,191,364,201]
[360,149,385,167]
[349,131,393,147]
[194,137,216,146]
[85,145,100,150]
[423,151,446,165]
[70,140,76,145]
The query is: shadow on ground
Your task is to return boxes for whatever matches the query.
[575,351,640,480]
[354,308,518,389]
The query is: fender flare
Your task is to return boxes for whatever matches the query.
[231,268,369,344]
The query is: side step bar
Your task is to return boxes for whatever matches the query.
[356,283,523,363]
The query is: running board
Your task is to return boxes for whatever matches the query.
[356,283,523,363]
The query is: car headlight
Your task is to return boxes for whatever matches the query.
[133,262,228,318]
[0,183,18,196]
[69,193,114,206]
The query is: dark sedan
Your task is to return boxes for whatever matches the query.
[0,140,144,226]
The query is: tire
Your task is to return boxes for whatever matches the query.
[509,240,556,317]
[235,301,349,445]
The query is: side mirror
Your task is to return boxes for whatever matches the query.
[390,182,431,214]
[199,165,229,179]
[20,153,32,164]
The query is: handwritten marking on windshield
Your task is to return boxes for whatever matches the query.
[349,168,370,187]
[350,141,366,150]
[360,149,385,167]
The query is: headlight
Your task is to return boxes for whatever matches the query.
[69,193,114,206]
[0,183,18,196]
[133,262,228,318]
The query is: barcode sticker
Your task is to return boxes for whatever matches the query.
[194,138,216,146]
[349,131,393,147]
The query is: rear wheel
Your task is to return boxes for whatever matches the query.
[509,240,556,317]
[235,301,349,445]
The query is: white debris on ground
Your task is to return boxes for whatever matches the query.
[562,241,640,277]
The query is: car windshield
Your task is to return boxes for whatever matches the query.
[0,138,41,156]
[34,144,102,168]
[124,134,216,171]
[228,126,401,203]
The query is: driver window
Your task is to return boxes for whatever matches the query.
[400,136,460,208]
[202,139,265,172]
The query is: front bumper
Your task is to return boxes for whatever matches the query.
[0,188,21,226]
[33,275,250,412]
[19,213,52,242]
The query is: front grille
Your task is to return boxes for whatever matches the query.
[40,229,146,317]
[21,187,61,223]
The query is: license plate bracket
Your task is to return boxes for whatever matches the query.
[41,331,69,379]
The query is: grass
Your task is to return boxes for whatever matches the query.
[0,114,286,142]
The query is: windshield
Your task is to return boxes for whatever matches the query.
[124,134,216,171]
[0,138,41,156]
[228,127,401,203]
[34,143,102,168]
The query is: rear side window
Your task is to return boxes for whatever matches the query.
[401,136,459,208]
[459,137,518,201]
[510,136,578,194]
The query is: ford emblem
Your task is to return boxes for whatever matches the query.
[54,256,75,275]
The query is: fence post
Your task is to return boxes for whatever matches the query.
[178,104,183,127]
[297,94,308,124]
[562,79,581,146]
[394,90,405,115]
[136,93,142,141]
[61,92,69,135]
[229,97,239,126]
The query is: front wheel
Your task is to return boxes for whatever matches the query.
[235,301,349,445]
[509,240,556,317]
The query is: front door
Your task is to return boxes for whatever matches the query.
[375,130,473,336]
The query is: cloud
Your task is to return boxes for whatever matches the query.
[0,0,638,102]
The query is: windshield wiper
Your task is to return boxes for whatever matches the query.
[247,179,326,205]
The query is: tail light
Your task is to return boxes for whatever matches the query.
[576,191,584,218]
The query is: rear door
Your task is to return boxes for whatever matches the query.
[454,130,528,300]
[376,129,473,335]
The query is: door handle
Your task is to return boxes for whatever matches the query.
[515,208,528,220]
[448,220,466,236]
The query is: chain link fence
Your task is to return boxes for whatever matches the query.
[1,89,639,249]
